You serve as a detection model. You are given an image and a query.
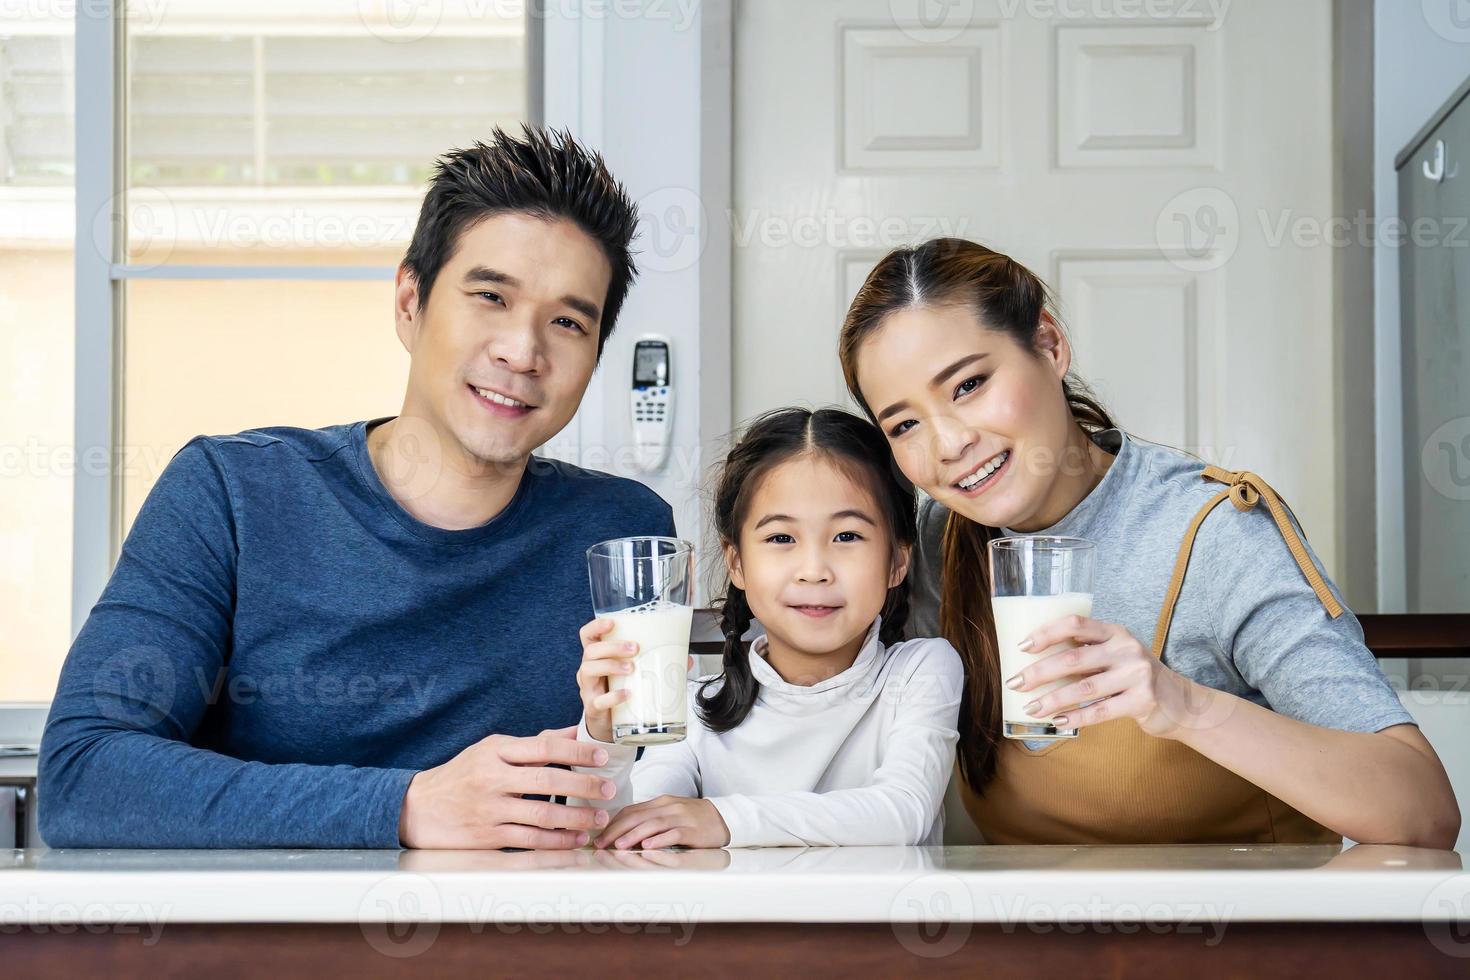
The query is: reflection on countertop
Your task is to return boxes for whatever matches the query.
[2,843,1465,926]
[8,842,1463,874]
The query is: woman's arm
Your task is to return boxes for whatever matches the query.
[1011,481,1460,850]
[1010,616,1461,849]
[1167,687,1459,848]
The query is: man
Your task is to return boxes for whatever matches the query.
[39,126,673,849]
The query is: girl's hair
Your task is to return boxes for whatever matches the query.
[697,407,918,734]
[837,238,1116,795]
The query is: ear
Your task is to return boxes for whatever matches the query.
[393,265,422,354]
[724,541,746,592]
[1033,309,1072,381]
[888,541,912,591]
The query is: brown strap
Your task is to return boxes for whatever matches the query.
[1151,466,1345,659]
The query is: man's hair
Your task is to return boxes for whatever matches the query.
[401,125,640,358]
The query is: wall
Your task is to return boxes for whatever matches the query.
[543,0,733,600]
[1374,3,1470,850]
[1373,1,1470,613]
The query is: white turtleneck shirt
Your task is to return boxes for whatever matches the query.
[573,620,963,847]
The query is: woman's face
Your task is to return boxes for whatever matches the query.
[853,304,1079,532]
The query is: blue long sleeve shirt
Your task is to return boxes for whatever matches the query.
[38,418,675,848]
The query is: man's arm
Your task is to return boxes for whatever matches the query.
[38,439,420,847]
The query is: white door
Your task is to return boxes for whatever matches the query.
[732,0,1341,574]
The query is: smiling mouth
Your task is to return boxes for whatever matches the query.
[954,449,1011,493]
[790,604,842,618]
[468,383,536,413]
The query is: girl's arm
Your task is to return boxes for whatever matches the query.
[568,695,702,813]
[706,640,963,847]
[567,617,701,812]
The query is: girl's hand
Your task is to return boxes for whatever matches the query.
[575,620,698,744]
[595,795,731,850]
[575,618,638,743]
[1006,615,1214,739]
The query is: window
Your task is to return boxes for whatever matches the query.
[1,15,75,702]
[2,0,531,703]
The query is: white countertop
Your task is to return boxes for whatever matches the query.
[3,844,1466,926]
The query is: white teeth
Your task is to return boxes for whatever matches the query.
[475,386,526,408]
[958,450,1010,490]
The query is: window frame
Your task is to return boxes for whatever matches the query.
[69,2,548,637]
[37,0,731,724]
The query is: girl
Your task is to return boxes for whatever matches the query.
[571,407,963,849]
[837,238,1459,848]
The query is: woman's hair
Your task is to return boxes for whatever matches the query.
[697,407,918,733]
[837,238,1116,795]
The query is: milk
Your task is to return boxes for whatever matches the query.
[993,592,1094,737]
[604,600,693,745]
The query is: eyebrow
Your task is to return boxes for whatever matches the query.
[560,294,603,324]
[752,509,878,530]
[462,266,518,288]
[874,352,992,424]
[462,265,603,324]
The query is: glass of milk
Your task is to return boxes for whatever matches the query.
[989,536,1097,740]
[586,536,696,745]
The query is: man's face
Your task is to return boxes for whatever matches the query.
[394,212,612,471]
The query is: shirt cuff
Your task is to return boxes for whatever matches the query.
[375,767,420,849]
[574,716,639,799]
[706,795,759,848]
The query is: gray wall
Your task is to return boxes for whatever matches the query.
[1374,1,1470,614]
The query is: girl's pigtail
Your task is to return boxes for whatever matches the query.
[696,586,759,733]
[878,578,911,646]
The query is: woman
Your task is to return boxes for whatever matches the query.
[837,238,1460,847]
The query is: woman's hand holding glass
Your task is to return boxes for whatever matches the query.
[1005,615,1201,738]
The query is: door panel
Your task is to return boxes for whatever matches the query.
[733,0,1339,571]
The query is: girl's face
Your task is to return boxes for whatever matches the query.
[853,304,1078,532]
[727,453,909,664]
